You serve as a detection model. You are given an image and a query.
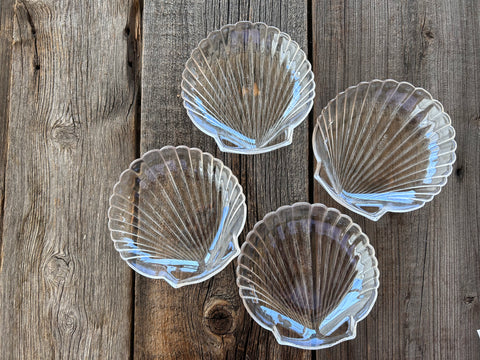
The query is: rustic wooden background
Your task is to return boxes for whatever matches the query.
[0,0,478,358]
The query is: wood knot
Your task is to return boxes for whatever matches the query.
[49,118,79,150]
[204,300,236,336]
[43,255,71,286]
[58,309,78,335]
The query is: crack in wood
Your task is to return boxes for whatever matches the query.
[19,1,39,71]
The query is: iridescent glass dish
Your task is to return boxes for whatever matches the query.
[182,21,315,154]
[237,203,379,349]
[313,79,456,221]
[108,146,246,287]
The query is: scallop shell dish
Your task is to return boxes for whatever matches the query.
[313,79,456,221]
[237,203,379,349]
[108,146,246,287]
[182,21,315,154]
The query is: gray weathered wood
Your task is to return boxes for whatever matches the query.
[0,1,136,357]
[0,0,14,258]
[136,0,311,358]
[0,0,478,357]
[312,0,480,358]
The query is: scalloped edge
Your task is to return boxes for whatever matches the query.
[312,79,457,221]
[108,145,247,288]
[181,21,316,155]
[236,202,380,349]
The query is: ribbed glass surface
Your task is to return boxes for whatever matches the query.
[313,79,456,221]
[237,203,379,349]
[108,146,246,287]
[182,21,315,154]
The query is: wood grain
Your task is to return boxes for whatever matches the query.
[0,1,136,358]
[0,0,477,358]
[312,0,480,359]
[136,0,311,358]
[0,0,14,258]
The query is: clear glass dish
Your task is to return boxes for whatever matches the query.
[237,203,379,349]
[313,79,457,221]
[108,146,246,287]
[181,21,315,154]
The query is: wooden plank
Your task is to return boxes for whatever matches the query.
[0,0,14,258]
[0,1,137,357]
[136,0,311,358]
[312,0,480,358]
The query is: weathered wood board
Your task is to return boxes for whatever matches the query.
[0,0,14,254]
[0,1,136,358]
[0,0,478,358]
[136,0,310,359]
[312,0,480,359]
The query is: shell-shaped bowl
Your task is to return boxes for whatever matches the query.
[313,79,457,221]
[237,203,379,350]
[108,146,246,287]
[182,21,315,154]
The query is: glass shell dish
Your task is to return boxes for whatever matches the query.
[237,203,379,349]
[181,21,315,154]
[108,146,247,288]
[313,79,457,221]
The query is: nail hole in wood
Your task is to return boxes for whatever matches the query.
[424,30,434,39]
[456,166,463,178]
